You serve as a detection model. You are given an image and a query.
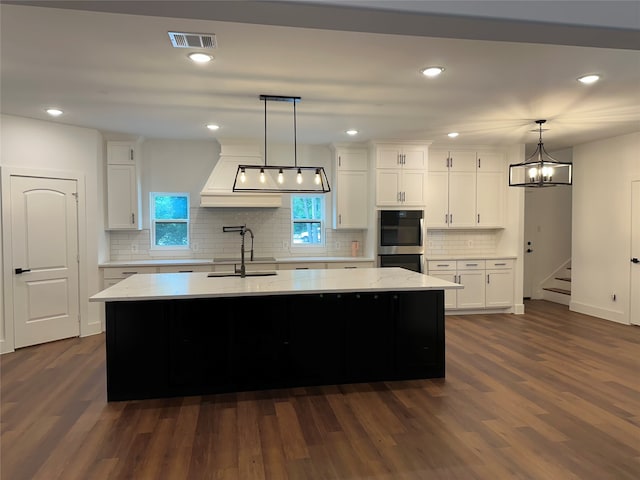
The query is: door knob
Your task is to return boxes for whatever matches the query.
[526,249,533,253]
[15,267,31,274]
[632,258,639,264]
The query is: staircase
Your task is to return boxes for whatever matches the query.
[542,261,571,306]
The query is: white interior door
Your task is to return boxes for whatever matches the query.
[631,181,640,326]
[11,175,80,348]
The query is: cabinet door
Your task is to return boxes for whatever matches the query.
[456,270,486,308]
[401,170,426,206]
[376,145,402,169]
[476,151,505,172]
[337,149,368,171]
[429,150,450,172]
[169,299,232,394]
[428,272,458,309]
[448,171,476,227]
[345,293,394,380]
[376,169,402,206]
[107,141,135,165]
[448,151,476,172]
[232,296,290,386]
[477,171,504,227]
[334,170,368,229]
[426,171,449,227]
[486,269,514,307]
[396,291,444,377]
[107,164,141,230]
[402,146,427,169]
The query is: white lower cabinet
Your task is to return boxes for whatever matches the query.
[102,266,158,288]
[455,261,486,309]
[485,260,514,307]
[427,258,514,311]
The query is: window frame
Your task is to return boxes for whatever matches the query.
[290,193,326,248]
[149,192,190,250]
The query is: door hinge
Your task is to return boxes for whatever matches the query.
[72,192,79,203]
[77,253,80,263]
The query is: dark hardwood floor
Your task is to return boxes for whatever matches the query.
[2,300,639,479]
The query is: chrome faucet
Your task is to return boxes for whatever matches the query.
[222,225,254,277]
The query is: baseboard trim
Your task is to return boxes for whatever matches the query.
[569,301,627,324]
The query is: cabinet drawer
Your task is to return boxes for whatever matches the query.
[103,266,157,279]
[327,262,374,269]
[486,259,513,269]
[427,260,456,271]
[157,265,211,273]
[278,262,326,270]
[456,260,486,270]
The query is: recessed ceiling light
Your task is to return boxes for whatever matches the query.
[346,129,358,136]
[206,124,220,131]
[577,74,600,85]
[45,108,63,117]
[447,132,459,138]
[188,52,213,63]
[420,66,445,78]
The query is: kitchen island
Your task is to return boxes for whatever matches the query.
[90,267,461,401]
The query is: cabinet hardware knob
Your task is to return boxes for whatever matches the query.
[632,258,639,264]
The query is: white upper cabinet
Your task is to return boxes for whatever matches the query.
[374,143,429,207]
[426,148,505,228]
[106,140,141,230]
[331,146,369,229]
[107,141,136,165]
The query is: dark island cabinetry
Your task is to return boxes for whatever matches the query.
[105,290,444,401]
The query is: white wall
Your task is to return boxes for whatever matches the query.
[0,114,105,353]
[571,131,640,324]
[524,148,573,297]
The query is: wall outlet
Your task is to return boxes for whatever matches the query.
[335,241,341,249]
[131,244,138,253]
[192,243,199,252]
[283,240,289,249]
[467,240,474,247]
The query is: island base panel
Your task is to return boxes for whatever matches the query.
[105,291,445,401]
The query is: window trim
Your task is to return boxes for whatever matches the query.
[150,192,190,250]
[290,193,326,248]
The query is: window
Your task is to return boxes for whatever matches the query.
[150,192,190,248]
[291,194,325,246]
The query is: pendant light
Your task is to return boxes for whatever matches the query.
[232,95,331,193]
[509,120,572,187]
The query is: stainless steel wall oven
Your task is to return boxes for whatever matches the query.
[377,209,425,273]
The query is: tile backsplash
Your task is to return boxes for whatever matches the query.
[425,229,498,257]
[109,207,366,261]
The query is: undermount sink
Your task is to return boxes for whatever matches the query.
[213,256,276,263]
[207,271,278,278]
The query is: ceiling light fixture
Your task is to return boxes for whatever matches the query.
[232,95,331,193]
[188,52,213,63]
[577,74,600,84]
[509,120,572,187]
[206,123,220,131]
[346,129,358,136]
[45,108,63,117]
[421,66,444,78]
[447,132,459,138]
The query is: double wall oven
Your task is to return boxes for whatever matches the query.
[377,209,424,273]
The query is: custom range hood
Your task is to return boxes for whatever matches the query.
[199,143,282,207]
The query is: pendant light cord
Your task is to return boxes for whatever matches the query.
[264,97,267,167]
[293,99,297,167]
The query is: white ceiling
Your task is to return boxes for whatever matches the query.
[1,1,639,152]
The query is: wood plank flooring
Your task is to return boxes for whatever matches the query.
[2,300,639,479]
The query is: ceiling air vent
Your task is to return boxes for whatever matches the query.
[168,32,217,49]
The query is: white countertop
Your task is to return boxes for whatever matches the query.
[90,267,461,302]
[99,257,375,267]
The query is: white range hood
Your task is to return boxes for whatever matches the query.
[199,143,282,208]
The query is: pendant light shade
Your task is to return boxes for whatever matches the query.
[233,95,331,193]
[509,120,572,187]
